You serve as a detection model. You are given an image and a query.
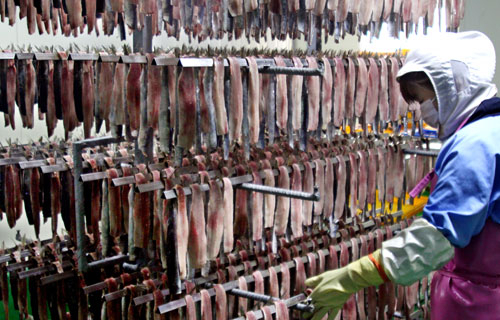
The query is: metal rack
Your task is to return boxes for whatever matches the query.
[0,34,430,318]
[156,212,405,315]
[0,50,402,70]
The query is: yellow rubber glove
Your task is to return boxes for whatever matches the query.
[304,250,387,320]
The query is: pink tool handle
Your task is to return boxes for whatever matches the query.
[409,169,436,198]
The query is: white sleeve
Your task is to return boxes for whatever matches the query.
[381,218,454,286]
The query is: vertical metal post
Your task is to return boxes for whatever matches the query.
[286,73,294,148]
[133,27,146,165]
[73,143,87,272]
[133,30,143,53]
[74,137,123,273]
[143,15,153,54]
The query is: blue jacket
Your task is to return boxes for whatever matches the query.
[424,97,500,248]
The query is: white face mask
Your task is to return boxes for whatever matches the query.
[420,98,439,128]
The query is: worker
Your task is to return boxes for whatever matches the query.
[305,31,500,319]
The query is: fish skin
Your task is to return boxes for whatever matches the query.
[321,57,333,129]
[126,63,142,134]
[175,185,189,280]
[306,56,320,131]
[274,55,288,132]
[246,56,260,144]
[274,166,290,236]
[82,60,95,138]
[213,57,228,135]
[188,183,208,268]
[223,177,234,253]
[177,67,197,150]
[228,57,244,142]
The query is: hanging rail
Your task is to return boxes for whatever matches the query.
[69,53,99,61]
[403,149,440,157]
[258,65,324,76]
[236,183,320,201]
[225,288,314,313]
[232,294,309,320]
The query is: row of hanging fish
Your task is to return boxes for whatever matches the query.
[1,0,465,41]
[0,50,426,158]
[0,133,433,289]
[0,211,430,319]
[0,236,90,320]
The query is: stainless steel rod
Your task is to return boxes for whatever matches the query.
[74,142,86,272]
[258,65,324,76]
[87,254,129,271]
[236,183,320,201]
[227,288,314,313]
[228,288,275,303]
[403,149,440,157]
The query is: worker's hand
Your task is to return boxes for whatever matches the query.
[303,250,387,320]
[303,266,353,320]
